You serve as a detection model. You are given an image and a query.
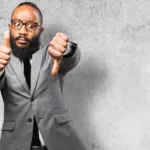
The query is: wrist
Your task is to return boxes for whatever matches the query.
[63,41,77,58]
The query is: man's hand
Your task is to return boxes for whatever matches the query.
[0,31,11,71]
[48,32,68,76]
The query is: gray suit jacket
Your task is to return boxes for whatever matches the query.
[0,44,86,150]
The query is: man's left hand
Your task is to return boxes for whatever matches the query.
[48,32,68,76]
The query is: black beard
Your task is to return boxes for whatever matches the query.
[10,32,41,60]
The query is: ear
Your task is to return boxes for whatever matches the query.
[40,27,44,34]
[8,24,11,29]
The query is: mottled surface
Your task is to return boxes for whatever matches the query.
[1,0,150,149]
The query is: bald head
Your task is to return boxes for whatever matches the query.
[11,2,43,25]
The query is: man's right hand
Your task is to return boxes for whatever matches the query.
[0,31,11,71]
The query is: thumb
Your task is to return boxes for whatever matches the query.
[51,58,61,76]
[3,31,10,48]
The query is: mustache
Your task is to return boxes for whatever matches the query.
[14,36,31,42]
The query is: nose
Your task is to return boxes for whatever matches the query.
[19,24,28,35]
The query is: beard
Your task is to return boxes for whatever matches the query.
[10,32,41,60]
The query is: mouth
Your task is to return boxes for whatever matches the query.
[17,38,29,44]
[15,37,30,48]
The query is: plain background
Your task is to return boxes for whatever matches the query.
[1,0,150,150]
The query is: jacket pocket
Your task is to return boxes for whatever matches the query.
[1,121,15,131]
[54,113,72,125]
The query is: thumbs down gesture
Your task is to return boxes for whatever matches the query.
[0,31,11,71]
[48,32,68,76]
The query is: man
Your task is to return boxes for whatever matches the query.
[0,2,85,150]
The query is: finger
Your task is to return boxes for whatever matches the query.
[3,31,10,48]
[0,59,9,65]
[50,40,66,53]
[53,36,67,48]
[0,46,11,55]
[0,52,10,61]
[51,58,60,76]
[56,32,68,41]
[0,64,4,71]
[48,46,62,58]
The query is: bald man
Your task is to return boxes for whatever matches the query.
[0,2,85,150]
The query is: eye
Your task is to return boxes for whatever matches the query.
[13,21,21,27]
[27,22,37,29]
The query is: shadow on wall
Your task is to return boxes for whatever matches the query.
[42,26,109,149]
[64,54,109,116]
[63,54,109,149]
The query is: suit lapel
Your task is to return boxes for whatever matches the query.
[10,54,30,94]
[30,47,44,97]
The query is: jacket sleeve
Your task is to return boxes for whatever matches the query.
[0,70,5,90]
[58,42,81,76]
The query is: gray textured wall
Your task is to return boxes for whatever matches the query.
[1,0,150,150]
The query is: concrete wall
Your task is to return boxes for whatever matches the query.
[0,0,150,149]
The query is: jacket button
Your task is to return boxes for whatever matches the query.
[31,97,34,102]
[28,118,32,123]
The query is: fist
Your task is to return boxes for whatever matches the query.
[48,32,68,76]
[0,31,11,71]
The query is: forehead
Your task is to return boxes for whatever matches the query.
[11,5,40,23]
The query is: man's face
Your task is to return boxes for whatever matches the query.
[9,5,43,49]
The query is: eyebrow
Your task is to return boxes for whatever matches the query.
[11,19,39,23]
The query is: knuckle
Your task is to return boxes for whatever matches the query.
[64,35,68,41]
[0,51,2,56]
[0,64,4,69]
[57,53,62,58]
[50,41,53,45]
[4,48,10,54]
[0,53,4,59]
[0,46,2,51]
[48,46,53,53]
[61,47,66,53]
[5,61,8,65]
[53,36,56,41]
[56,32,68,40]
[56,32,60,36]
[64,42,68,47]
[6,55,10,60]
[7,48,11,54]
[50,40,55,46]
[3,60,7,65]
[0,47,4,53]
[1,47,9,54]
[48,47,56,57]
[55,51,62,58]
